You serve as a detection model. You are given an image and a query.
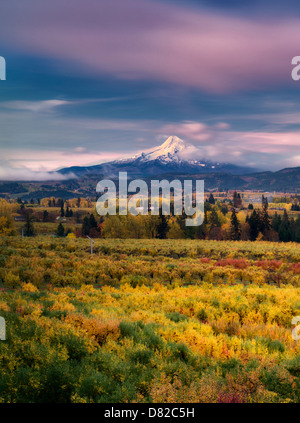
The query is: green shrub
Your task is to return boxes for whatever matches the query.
[166,312,189,323]
[57,332,90,361]
[129,349,154,365]
[196,308,208,322]
[169,342,191,363]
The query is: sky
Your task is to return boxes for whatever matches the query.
[0,0,300,180]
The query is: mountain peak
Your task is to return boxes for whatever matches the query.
[160,135,187,152]
[58,135,258,178]
[137,135,195,162]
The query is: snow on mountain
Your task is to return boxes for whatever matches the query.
[58,136,257,177]
[137,136,196,162]
[115,136,202,165]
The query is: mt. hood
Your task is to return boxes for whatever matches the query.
[59,136,256,178]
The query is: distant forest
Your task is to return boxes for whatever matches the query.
[1,192,300,242]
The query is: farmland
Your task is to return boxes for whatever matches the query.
[0,237,300,402]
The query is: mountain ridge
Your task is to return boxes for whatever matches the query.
[58,135,258,178]
[0,136,299,199]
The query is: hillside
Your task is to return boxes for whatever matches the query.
[0,137,299,199]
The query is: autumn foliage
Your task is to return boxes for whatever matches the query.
[0,236,299,403]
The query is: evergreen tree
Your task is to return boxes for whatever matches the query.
[169,198,175,216]
[65,206,73,217]
[229,208,241,240]
[82,216,91,236]
[271,212,281,232]
[43,210,49,222]
[87,213,100,237]
[204,201,212,212]
[56,222,65,237]
[60,200,64,217]
[194,217,206,239]
[283,209,289,222]
[157,214,168,239]
[278,210,292,242]
[278,220,292,242]
[262,195,268,208]
[23,211,35,237]
[209,207,221,230]
[208,193,215,205]
[89,214,98,228]
[248,209,260,241]
[233,191,238,208]
[294,215,300,242]
[259,204,271,233]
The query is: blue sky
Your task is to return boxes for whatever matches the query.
[0,0,300,180]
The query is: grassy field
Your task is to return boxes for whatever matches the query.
[0,236,300,402]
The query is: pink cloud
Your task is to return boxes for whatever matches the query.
[1,0,298,92]
[0,166,75,182]
[1,100,70,113]
[2,113,299,172]
[0,148,123,173]
[157,120,300,168]
[161,121,212,141]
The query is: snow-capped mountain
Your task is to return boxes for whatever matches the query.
[142,135,192,162]
[110,135,253,173]
[58,136,257,178]
[117,136,197,164]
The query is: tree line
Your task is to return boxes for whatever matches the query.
[1,194,300,242]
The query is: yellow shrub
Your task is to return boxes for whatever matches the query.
[0,301,9,312]
[21,282,38,293]
[65,314,121,345]
[51,301,76,313]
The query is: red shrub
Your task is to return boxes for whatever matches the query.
[200,258,211,263]
[215,258,248,269]
[255,260,282,270]
[292,262,300,274]
[218,392,245,403]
